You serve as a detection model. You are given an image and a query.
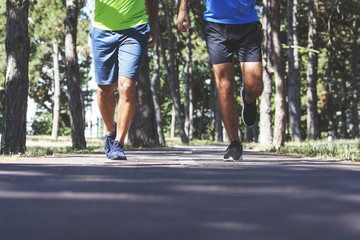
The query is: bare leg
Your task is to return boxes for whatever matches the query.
[213,62,241,143]
[240,62,263,103]
[116,76,137,145]
[97,83,117,133]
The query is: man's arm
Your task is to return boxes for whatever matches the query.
[177,0,190,32]
[146,0,159,47]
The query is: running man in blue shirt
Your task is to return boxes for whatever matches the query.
[177,0,264,161]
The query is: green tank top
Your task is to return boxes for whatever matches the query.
[93,0,148,31]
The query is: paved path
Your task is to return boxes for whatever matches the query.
[1,145,360,240]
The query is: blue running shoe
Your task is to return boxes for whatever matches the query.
[104,122,117,159]
[109,140,127,160]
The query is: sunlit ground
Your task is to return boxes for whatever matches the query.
[0,135,358,161]
[23,135,104,157]
[26,135,104,148]
[247,139,360,162]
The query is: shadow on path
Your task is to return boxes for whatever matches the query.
[1,146,360,240]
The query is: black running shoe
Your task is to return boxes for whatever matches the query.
[104,122,117,159]
[223,140,243,161]
[241,87,257,127]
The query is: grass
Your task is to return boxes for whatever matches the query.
[22,135,105,157]
[246,139,360,162]
[1,135,359,162]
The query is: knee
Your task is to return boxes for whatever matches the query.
[98,84,115,99]
[251,82,264,98]
[246,75,263,99]
[119,79,136,99]
[217,79,234,94]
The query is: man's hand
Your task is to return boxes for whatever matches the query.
[177,1,190,32]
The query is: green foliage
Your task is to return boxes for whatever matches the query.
[31,111,52,135]
[30,110,71,135]
[1,0,359,144]
[26,0,92,136]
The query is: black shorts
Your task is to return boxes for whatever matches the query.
[204,21,262,64]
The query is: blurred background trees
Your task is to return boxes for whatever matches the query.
[0,0,359,154]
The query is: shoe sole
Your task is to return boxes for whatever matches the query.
[111,156,127,160]
[223,156,243,162]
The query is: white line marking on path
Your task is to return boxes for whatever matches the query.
[179,151,198,165]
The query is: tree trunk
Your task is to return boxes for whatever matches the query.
[350,12,359,139]
[170,104,176,138]
[325,53,337,139]
[259,0,273,144]
[214,83,223,142]
[64,0,86,149]
[198,77,207,140]
[160,0,188,143]
[150,41,165,145]
[207,61,223,142]
[272,0,286,148]
[245,127,253,142]
[286,0,301,141]
[245,124,258,143]
[253,118,259,142]
[326,27,338,140]
[1,0,29,154]
[340,77,348,139]
[51,37,61,139]
[306,0,320,140]
[184,28,194,140]
[129,54,160,147]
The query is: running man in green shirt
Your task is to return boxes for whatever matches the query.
[91,0,159,160]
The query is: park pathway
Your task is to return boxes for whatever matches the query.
[1,145,360,240]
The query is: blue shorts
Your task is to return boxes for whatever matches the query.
[90,24,150,85]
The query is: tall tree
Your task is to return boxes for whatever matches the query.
[27,0,91,136]
[350,10,359,139]
[286,0,301,141]
[340,73,348,139]
[259,0,273,144]
[214,81,223,142]
[129,55,160,147]
[272,0,286,148]
[197,62,210,140]
[1,0,30,154]
[170,104,176,138]
[325,4,338,140]
[0,4,6,125]
[184,28,194,140]
[150,40,166,145]
[27,0,66,136]
[51,37,61,139]
[306,0,320,140]
[325,49,337,139]
[160,0,188,143]
[64,0,86,149]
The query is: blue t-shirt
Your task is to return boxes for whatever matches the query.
[203,0,259,24]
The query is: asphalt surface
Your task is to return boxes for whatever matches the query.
[1,145,360,240]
